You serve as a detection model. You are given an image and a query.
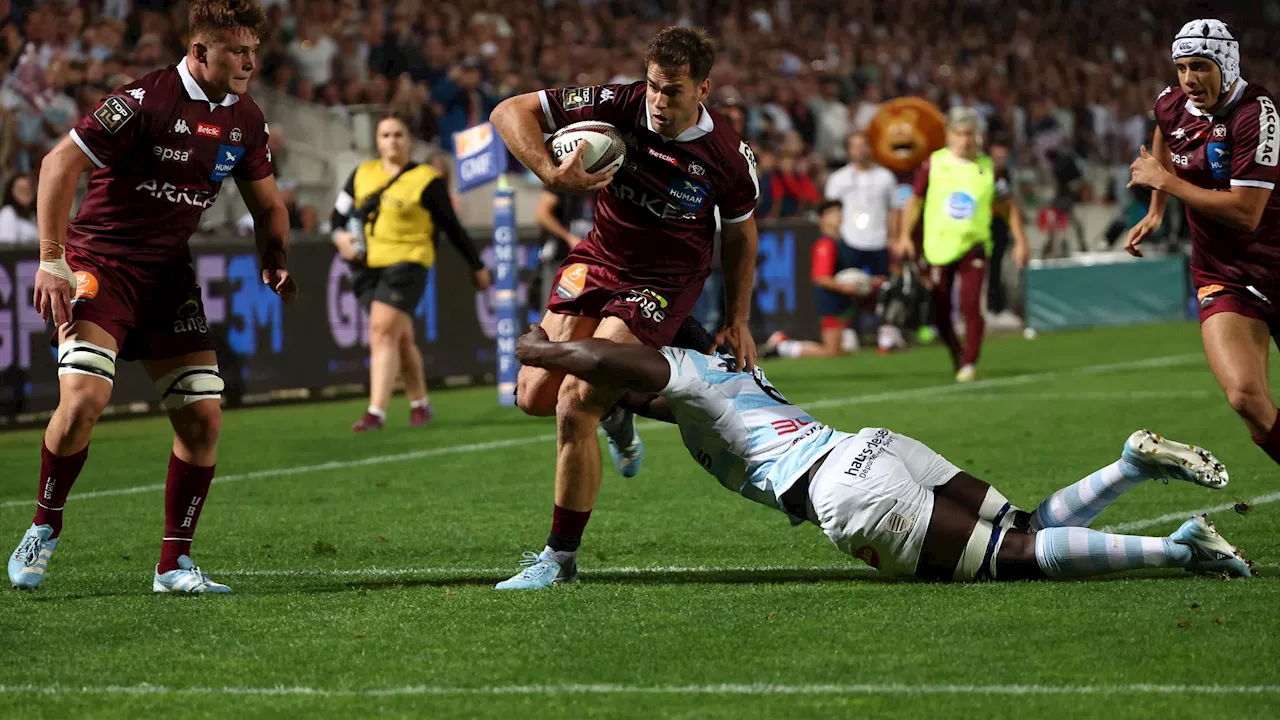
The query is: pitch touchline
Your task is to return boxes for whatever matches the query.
[0,353,1203,510]
[1,683,1277,697]
[1102,490,1280,533]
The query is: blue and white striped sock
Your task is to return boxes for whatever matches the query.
[1030,459,1150,530]
[1034,526,1192,578]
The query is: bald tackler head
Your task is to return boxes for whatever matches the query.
[1172,19,1240,90]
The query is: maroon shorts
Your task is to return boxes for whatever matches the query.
[1196,281,1280,339]
[545,255,705,348]
[58,245,215,362]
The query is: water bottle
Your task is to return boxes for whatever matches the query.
[347,216,367,258]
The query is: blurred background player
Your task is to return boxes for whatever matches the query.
[824,130,904,352]
[764,200,880,358]
[514,320,1248,584]
[897,107,1029,383]
[489,26,761,590]
[331,112,490,432]
[1127,19,1280,470]
[10,0,297,594]
[531,187,596,316]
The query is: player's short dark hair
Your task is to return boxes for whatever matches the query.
[645,27,716,82]
[817,199,842,216]
[190,0,267,42]
[377,111,413,131]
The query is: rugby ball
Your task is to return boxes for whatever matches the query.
[547,121,627,174]
[834,267,873,296]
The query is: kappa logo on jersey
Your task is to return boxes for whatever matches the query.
[562,86,594,111]
[1198,284,1225,307]
[667,178,710,212]
[210,145,246,181]
[600,87,615,102]
[1160,86,1174,99]
[153,145,192,163]
[646,146,679,166]
[1256,96,1278,167]
[126,88,145,104]
[556,263,589,299]
[1171,127,1187,140]
[1207,142,1231,180]
[93,96,135,134]
[230,127,243,143]
[173,298,209,334]
[174,119,191,134]
[196,123,221,138]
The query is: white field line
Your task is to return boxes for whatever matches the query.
[0,353,1204,511]
[1102,490,1280,533]
[0,683,1277,698]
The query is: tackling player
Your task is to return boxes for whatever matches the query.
[9,0,296,594]
[1128,20,1280,471]
[490,27,761,589]
[514,319,1250,583]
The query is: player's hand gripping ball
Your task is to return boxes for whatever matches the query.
[545,120,626,193]
[866,98,947,173]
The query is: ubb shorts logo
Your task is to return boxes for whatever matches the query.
[854,545,881,569]
[73,271,99,300]
[946,191,976,220]
[556,263,589,299]
[1198,284,1225,306]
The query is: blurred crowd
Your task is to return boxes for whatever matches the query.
[3,0,1280,243]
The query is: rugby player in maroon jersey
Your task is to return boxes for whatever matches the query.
[1128,19,1280,471]
[489,27,761,589]
[9,0,297,594]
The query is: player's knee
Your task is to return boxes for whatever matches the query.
[555,377,604,434]
[56,390,109,437]
[154,364,224,413]
[174,400,223,450]
[516,367,558,417]
[1222,380,1270,421]
[368,320,398,346]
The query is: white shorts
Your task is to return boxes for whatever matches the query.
[807,428,962,576]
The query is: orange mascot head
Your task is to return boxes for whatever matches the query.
[866,97,947,173]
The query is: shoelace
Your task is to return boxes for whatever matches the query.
[13,534,40,565]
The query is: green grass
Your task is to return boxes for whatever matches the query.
[2,321,1280,719]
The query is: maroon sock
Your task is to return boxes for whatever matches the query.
[159,454,216,573]
[32,442,90,538]
[1255,413,1280,467]
[547,505,592,553]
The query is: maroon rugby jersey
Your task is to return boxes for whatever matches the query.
[68,59,273,263]
[539,82,759,281]
[1153,81,1280,294]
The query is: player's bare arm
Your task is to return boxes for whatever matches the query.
[1126,129,1173,256]
[1130,145,1271,232]
[897,193,922,259]
[490,92,616,193]
[33,136,99,326]
[718,217,759,372]
[1007,197,1031,268]
[235,175,298,302]
[515,324,671,393]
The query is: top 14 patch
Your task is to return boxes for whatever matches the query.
[93,96,136,134]
[562,86,594,111]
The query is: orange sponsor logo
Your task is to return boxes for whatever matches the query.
[556,263,589,300]
[74,271,99,300]
[1197,284,1225,305]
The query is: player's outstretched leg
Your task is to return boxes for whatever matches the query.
[147,354,230,594]
[600,405,644,478]
[9,329,117,590]
[1029,430,1227,530]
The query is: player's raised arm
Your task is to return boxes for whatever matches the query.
[235,175,297,302]
[490,91,616,194]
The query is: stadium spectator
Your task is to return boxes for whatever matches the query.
[0,171,37,244]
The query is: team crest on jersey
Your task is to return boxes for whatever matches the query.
[667,178,710,212]
[1212,124,1227,139]
[230,127,243,143]
[556,263,590,299]
[562,87,594,111]
[1207,142,1231,180]
[210,145,245,181]
[1197,284,1225,307]
[93,96,135,134]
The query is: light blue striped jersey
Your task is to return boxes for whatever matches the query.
[659,347,852,522]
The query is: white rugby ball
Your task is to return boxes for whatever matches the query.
[547,121,627,174]
[834,267,873,296]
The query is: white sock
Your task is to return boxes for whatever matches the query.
[410,397,430,409]
[367,406,386,419]
[777,339,804,358]
[1034,527,1191,578]
[543,545,576,568]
